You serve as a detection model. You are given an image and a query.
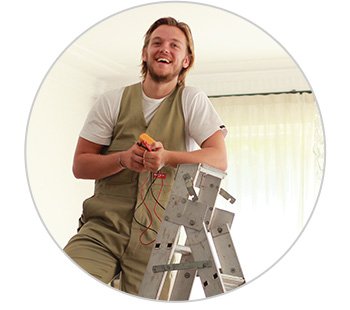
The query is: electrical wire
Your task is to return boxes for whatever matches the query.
[133,172,168,245]
[151,182,165,211]
[152,178,164,222]
[133,173,158,235]
[138,173,158,245]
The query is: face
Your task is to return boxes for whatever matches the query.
[142,25,190,84]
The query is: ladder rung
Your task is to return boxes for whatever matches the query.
[152,260,212,273]
[221,274,245,291]
[174,244,192,255]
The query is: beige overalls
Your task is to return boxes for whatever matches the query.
[64,82,186,296]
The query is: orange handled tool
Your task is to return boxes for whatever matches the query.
[138,133,156,151]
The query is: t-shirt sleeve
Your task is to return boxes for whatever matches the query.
[79,89,122,146]
[183,87,227,147]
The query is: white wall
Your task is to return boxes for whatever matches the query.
[26,60,100,245]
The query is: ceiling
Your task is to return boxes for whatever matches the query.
[53,2,309,95]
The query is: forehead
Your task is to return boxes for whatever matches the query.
[150,25,187,44]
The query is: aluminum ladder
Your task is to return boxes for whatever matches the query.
[138,163,245,300]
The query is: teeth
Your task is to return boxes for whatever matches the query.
[157,58,170,63]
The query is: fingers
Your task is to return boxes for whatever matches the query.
[122,143,145,172]
[125,141,165,173]
[150,141,163,151]
[142,148,164,172]
[134,143,146,155]
[142,150,147,166]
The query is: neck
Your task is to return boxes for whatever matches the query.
[142,75,178,99]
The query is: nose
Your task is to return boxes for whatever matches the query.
[160,47,169,54]
[159,42,170,54]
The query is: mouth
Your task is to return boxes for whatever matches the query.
[156,58,171,64]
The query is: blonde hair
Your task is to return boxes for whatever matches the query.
[141,17,195,86]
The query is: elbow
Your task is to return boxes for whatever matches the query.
[72,155,92,179]
[209,156,227,172]
[218,152,228,171]
[207,150,228,172]
[216,151,228,172]
[72,153,82,178]
[217,159,228,172]
[221,148,228,171]
[72,159,99,180]
[72,164,81,179]
[72,160,85,179]
[221,162,228,172]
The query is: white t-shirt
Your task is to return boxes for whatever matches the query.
[80,85,227,151]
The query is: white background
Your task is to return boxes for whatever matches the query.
[1,0,349,309]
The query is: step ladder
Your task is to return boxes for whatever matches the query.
[138,163,245,300]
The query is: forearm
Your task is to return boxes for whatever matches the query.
[165,147,227,171]
[73,152,125,180]
[144,131,228,172]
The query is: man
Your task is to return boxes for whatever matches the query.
[64,17,227,297]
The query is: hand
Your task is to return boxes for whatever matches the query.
[120,143,147,172]
[142,141,168,172]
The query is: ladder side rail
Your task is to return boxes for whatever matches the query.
[210,215,245,289]
[138,222,180,299]
[185,223,225,297]
[138,164,199,299]
[168,251,197,301]
[175,164,227,298]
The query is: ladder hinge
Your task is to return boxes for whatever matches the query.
[183,173,198,201]
[219,188,236,204]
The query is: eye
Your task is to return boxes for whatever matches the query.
[152,40,161,46]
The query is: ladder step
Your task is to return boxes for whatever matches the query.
[152,260,212,273]
[221,274,245,291]
[174,244,192,255]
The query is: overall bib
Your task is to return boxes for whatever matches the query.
[64,83,186,296]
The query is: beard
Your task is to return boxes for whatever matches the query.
[147,61,183,84]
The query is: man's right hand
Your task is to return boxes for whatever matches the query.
[73,137,147,180]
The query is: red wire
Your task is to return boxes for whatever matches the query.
[139,199,154,245]
[153,178,164,222]
[139,173,150,203]
[138,173,156,245]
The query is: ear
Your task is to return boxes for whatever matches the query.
[182,55,190,69]
[142,48,147,62]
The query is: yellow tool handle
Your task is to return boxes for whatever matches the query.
[138,133,156,151]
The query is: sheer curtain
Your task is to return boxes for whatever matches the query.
[210,92,324,280]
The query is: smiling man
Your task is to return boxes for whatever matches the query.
[142,23,191,89]
[64,17,227,298]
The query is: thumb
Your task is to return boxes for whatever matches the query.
[151,141,163,151]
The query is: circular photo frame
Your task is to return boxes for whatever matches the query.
[25,1,325,301]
